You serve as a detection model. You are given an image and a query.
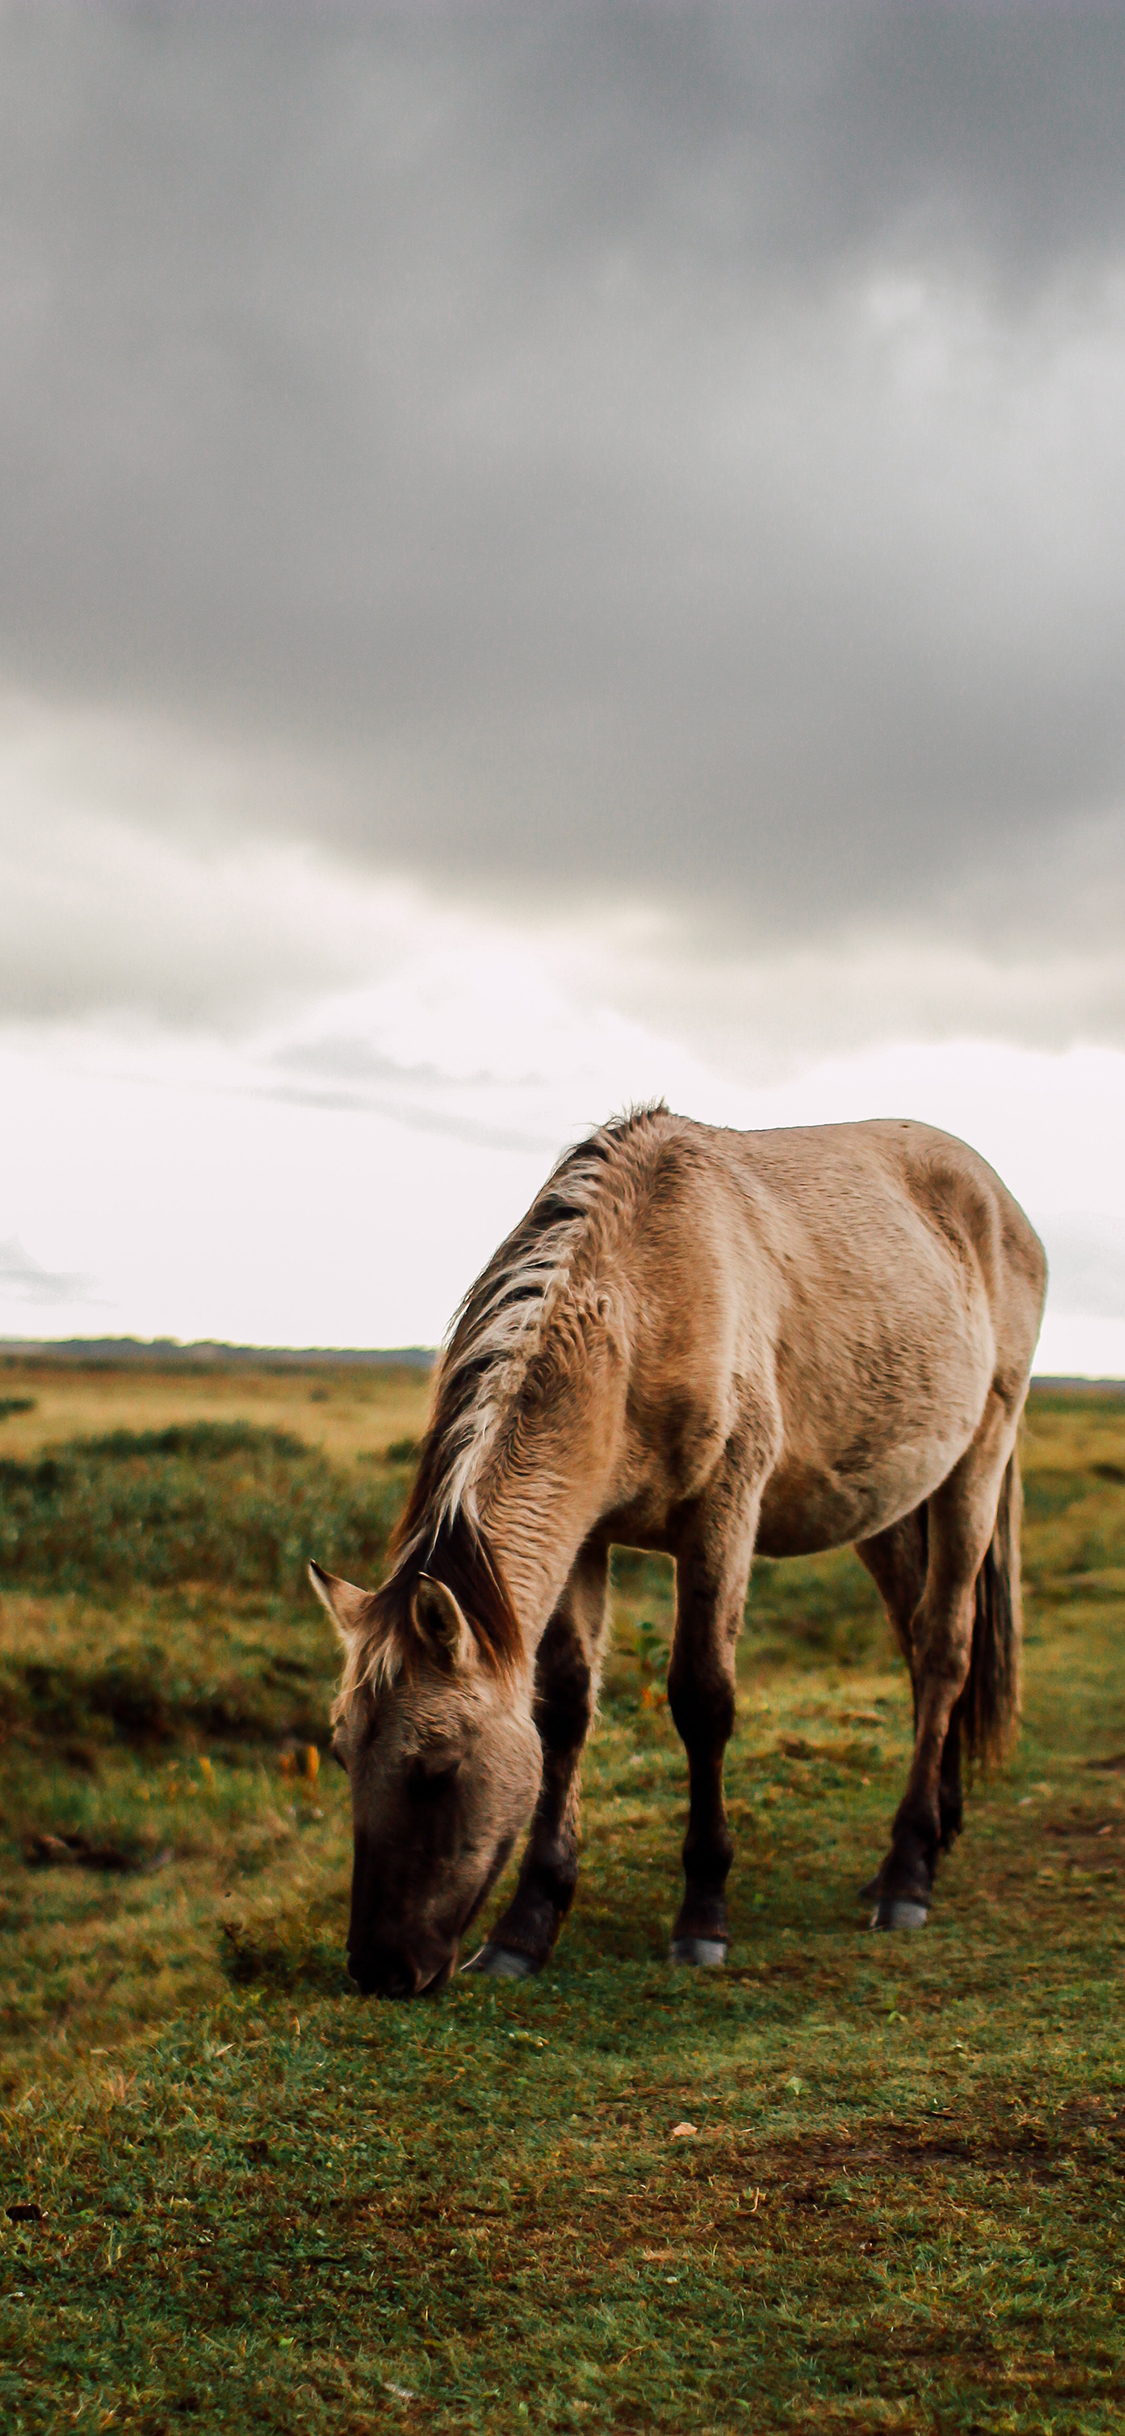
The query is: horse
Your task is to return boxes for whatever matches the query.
[310,1105,1046,1998]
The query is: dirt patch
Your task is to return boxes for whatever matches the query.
[727,2097,1125,2198]
[23,1828,172,1874]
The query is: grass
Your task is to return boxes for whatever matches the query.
[0,1365,1123,2432]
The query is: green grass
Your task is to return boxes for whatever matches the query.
[1,1380,1123,2432]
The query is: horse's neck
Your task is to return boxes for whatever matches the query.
[477,1368,619,1648]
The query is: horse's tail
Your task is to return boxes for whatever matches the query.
[961,1445,1022,1766]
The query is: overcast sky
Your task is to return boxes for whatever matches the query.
[1,4,1123,1365]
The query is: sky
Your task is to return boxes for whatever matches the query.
[1,2,1123,1371]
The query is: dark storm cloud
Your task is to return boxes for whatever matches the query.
[2,2,1125,955]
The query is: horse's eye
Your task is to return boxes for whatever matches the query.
[408,1757,461,1801]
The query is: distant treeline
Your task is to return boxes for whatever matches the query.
[0,1339,435,1371]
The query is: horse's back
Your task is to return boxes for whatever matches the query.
[619,1115,1046,1557]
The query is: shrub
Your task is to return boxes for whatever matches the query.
[0,1422,403,1600]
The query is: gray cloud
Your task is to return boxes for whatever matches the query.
[0,1234,97,1305]
[2,5,1125,984]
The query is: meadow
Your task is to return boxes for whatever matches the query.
[0,1354,1122,2434]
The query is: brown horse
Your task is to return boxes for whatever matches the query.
[311,1106,1046,1997]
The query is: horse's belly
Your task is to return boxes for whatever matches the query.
[751,1216,998,1556]
[755,1426,974,1558]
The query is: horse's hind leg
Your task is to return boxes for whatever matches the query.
[867,1395,1021,1931]
[856,1506,928,1681]
[856,1506,964,1898]
[464,1538,609,1981]
[937,1703,964,1852]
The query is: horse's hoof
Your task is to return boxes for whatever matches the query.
[461,1943,538,1979]
[870,1898,928,1932]
[669,1936,728,1968]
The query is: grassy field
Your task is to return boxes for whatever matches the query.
[0,1356,1122,2433]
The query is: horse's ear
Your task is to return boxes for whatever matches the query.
[411,1575,475,1671]
[308,1560,373,1644]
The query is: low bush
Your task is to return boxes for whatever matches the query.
[0,1421,403,1600]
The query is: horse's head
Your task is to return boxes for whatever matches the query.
[310,1561,542,1997]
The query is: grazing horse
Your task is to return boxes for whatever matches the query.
[311,1107,1045,1997]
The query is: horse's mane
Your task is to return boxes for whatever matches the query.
[342,1103,669,1695]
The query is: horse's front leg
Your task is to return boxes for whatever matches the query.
[464,1540,608,1981]
[666,1482,759,1968]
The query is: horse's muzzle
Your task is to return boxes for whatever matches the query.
[347,1941,454,1999]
